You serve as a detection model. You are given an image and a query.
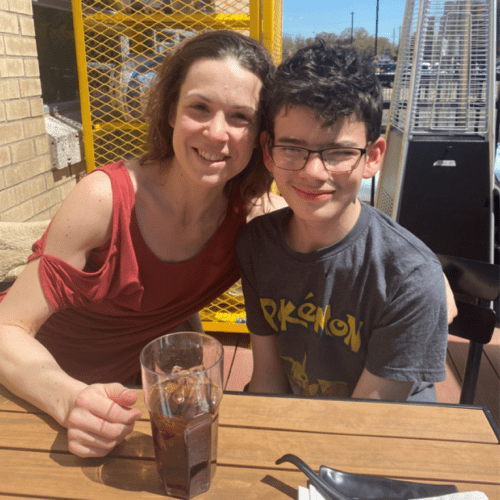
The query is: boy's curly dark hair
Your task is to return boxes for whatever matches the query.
[264,39,383,144]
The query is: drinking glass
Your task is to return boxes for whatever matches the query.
[140,332,223,499]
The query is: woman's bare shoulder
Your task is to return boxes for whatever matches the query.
[44,169,115,265]
[62,169,114,225]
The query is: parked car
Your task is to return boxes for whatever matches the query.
[377,63,396,74]
[376,63,396,88]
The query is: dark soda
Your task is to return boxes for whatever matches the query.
[150,408,219,498]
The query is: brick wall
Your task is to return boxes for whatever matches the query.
[0,0,85,223]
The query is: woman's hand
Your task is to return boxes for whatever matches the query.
[66,383,142,457]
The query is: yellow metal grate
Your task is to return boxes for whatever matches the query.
[200,280,249,333]
[72,0,281,333]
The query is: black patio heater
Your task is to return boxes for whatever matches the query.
[375,0,497,265]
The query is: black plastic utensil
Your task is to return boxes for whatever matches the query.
[276,454,458,500]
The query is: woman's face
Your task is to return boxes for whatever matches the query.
[169,57,262,190]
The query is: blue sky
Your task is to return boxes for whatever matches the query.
[282,0,407,44]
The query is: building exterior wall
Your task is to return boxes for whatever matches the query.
[0,0,85,223]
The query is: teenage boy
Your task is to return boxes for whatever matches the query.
[236,40,449,402]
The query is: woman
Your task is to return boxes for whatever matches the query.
[0,31,283,458]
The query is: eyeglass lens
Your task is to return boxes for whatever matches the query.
[272,146,363,172]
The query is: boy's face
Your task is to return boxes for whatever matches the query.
[261,105,385,238]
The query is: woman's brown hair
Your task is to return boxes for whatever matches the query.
[140,30,275,201]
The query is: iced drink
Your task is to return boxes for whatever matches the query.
[150,408,219,497]
[140,333,223,499]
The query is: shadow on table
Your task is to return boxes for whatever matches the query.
[261,474,298,499]
[48,429,301,498]
[50,430,164,495]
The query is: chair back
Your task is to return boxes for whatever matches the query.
[437,254,500,404]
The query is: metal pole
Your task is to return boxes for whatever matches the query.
[71,0,95,172]
[351,12,354,44]
[371,0,380,206]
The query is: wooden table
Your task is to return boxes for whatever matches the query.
[1,385,499,500]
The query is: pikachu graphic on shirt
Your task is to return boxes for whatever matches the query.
[281,354,319,396]
[282,353,349,398]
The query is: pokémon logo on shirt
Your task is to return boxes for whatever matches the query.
[260,292,362,353]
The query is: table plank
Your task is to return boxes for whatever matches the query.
[0,449,307,500]
[219,394,499,444]
[0,412,153,454]
[1,385,498,444]
[218,427,500,484]
[1,412,498,486]
[0,449,498,500]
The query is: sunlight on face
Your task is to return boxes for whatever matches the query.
[169,58,263,191]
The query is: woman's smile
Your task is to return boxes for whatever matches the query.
[196,148,228,163]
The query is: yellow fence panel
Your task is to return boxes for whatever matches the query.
[71,0,281,333]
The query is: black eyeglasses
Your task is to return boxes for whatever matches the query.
[269,145,367,173]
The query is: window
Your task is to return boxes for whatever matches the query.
[33,0,79,106]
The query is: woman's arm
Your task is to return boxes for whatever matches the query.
[0,171,141,457]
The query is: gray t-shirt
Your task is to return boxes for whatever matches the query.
[236,203,448,402]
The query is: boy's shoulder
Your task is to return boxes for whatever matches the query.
[236,207,291,266]
[367,204,435,252]
[362,204,442,275]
